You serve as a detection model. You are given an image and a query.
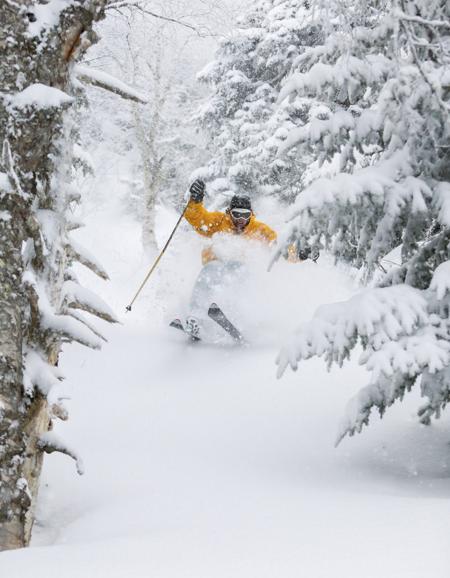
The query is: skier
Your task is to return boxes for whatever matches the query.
[178,179,310,340]
[186,179,278,260]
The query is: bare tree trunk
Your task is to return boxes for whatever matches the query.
[0,0,107,550]
[129,29,169,254]
[0,201,29,549]
[134,105,165,253]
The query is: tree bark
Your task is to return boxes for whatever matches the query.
[0,0,107,550]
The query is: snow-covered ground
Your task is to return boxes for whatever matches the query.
[3,190,450,577]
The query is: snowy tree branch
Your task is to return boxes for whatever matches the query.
[74,64,149,104]
[399,16,449,115]
[62,281,118,324]
[394,10,450,30]
[38,433,84,475]
[42,313,103,350]
[66,311,108,343]
[66,242,110,280]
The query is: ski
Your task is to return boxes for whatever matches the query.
[208,303,244,344]
[169,318,201,342]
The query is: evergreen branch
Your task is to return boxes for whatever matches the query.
[394,10,450,30]
[398,7,449,116]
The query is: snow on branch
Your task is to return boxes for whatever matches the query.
[11,83,74,110]
[24,350,63,397]
[67,239,110,280]
[393,10,450,30]
[335,373,415,446]
[418,367,450,425]
[74,64,149,104]
[278,55,392,104]
[275,149,432,270]
[278,109,381,154]
[43,311,104,350]
[277,284,450,444]
[435,183,450,227]
[62,280,118,324]
[381,229,450,290]
[38,432,84,475]
[66,310,108,343]
[24,273,103,349]
[430,261,450,300]
[277,285,429,376]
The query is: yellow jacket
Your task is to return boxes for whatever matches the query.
[185,200,277,264]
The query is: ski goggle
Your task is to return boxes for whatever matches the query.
[230,208,252,220]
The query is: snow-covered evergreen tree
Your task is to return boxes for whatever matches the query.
[197,0,324,205]
[276,0,450,441]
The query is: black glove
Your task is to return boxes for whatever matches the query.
[189,179,205,203]
[298,246,320,262]
[298,246,312,261]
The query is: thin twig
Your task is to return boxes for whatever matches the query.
[106,0,199,33]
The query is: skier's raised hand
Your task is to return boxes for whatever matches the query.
[190,179,205,203]
[297,246,319,262]
[297,246,312,261]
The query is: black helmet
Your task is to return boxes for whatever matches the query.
[229,195,252,211]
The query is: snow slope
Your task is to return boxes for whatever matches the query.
[2,195,450,577]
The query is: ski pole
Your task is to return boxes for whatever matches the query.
[125,204,188,312]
